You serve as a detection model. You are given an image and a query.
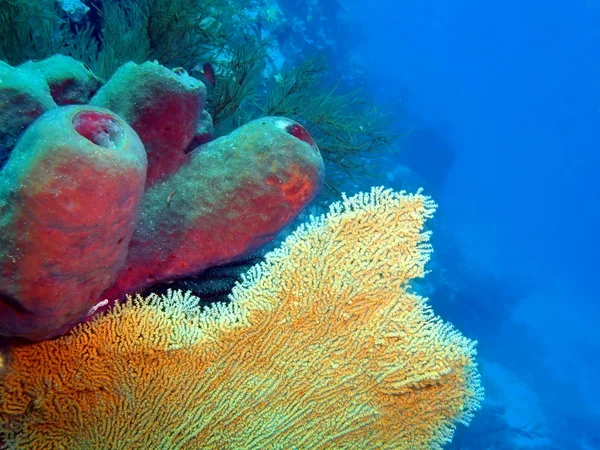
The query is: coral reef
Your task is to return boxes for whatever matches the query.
[210,49,397,198]
[262,56,397,197]
[142,254,265,306]
[0,56,322,341]
[188,109,215,148]
[1,0,397,198]
[58,0,88,22]
[0,187,483,449]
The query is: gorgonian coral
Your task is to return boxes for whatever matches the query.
[0,187,482,449]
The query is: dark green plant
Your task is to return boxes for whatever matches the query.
[210,52,399,198]
[264,57,398,198]
[207,39,272,135]
[80,0,236,79]
[0,0,233,79]
[68,1,150,79]
[0,0,66,65]
[142,0,230,67]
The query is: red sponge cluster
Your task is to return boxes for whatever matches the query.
[0,59,325,341]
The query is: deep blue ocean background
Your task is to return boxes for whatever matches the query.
[1,0,597,447]
[334,0,599,447]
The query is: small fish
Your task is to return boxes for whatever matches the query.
[265,7,279,23]
[166,190,177,207]
[172,67,187,75]
[193,62,216,87]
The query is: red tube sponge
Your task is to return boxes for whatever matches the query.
[0,106,147,340]
[103,117,324,298]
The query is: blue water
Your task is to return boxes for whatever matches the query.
[1,0,598,447]
[341,0,600,447]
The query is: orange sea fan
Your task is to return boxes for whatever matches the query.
[0,186,483,449]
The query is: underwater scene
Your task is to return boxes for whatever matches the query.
[0,0,598,448]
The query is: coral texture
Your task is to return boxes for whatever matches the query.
[0,187,482,449]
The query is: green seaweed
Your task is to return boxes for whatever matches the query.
[0,0,66,65]
[208,39,272,135]
[210,50,399,198]
[264,56,399,198]
[0,0,233,79]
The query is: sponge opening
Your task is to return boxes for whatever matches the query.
[73,111,125,149]
[285,123,316,147]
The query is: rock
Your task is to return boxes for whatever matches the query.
[90,61,206,187]
[0,106,147,340]
[21,54,104,105]
[103,117,325,298]
[186,109,215,150]
[0,61,57,170]
[58,0,89,22]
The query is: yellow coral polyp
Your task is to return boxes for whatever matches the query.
[0,186,483,449]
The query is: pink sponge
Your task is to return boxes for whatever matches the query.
[0,106,147,340]
[103,117,325,299]
[90,61,206,187]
